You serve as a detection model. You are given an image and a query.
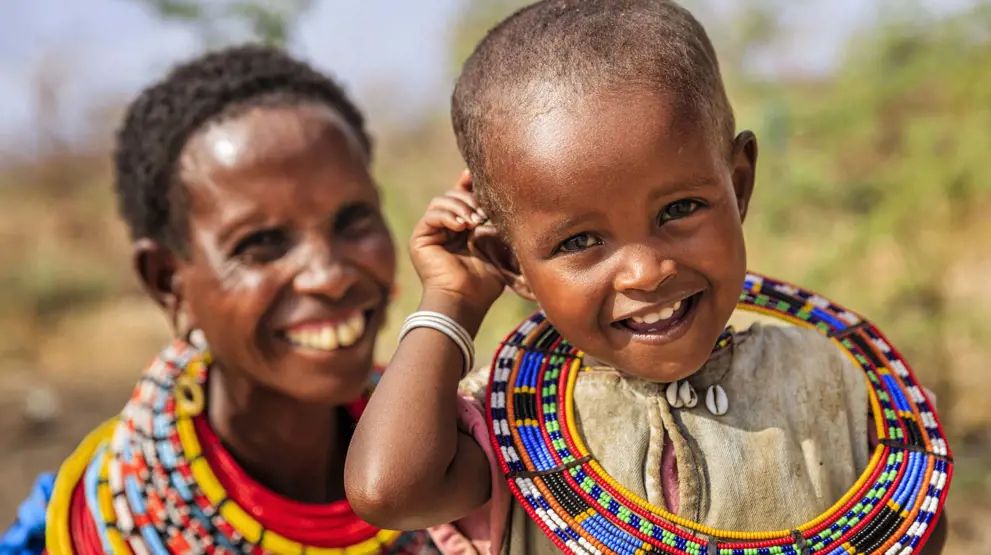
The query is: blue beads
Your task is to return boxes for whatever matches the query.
[490,275,951,555]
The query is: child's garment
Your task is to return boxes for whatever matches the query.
[429,323,873,555]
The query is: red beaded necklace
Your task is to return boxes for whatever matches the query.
[193,409,377,547]
[50,340,435,554]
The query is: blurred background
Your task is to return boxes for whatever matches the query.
[0,0,988,551]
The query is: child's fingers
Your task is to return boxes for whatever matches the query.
[418,208,470,238]
[445,190,486,221]
[430,196,485,226]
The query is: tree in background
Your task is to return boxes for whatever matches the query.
[137,0,314,47]
[743,2,991,431]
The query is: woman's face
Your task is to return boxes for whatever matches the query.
[172,102,395,405]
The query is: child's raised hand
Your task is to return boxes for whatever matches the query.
[410,171,506,311]
[349,171,499,528]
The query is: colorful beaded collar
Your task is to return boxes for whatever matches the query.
[486,272,951,555]
[45,339,421,555]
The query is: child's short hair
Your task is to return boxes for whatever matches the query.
[451,0,735,222]
[113,44,370,253]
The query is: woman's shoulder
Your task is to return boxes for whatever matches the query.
[0,473,55,554]
[1,417,116,554]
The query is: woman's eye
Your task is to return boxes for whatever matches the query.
[232,229,289,263]
[659,199,703,223]
[336,203,381,237]
[557,233,602,254]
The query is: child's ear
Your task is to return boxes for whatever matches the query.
[133,239,190,334]
[470,226,536,302]
[729,130,758,222]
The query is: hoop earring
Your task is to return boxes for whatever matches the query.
[175,374,205,417]
[175,329,208,417]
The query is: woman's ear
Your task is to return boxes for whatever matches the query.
[133,239,189,335]
[470,225,536,302]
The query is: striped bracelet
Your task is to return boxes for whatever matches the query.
[399,311,476,377]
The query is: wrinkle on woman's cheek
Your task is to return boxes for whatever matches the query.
[198,244,256,293]
[234,272,266,292]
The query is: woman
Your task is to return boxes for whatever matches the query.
[1,44,437,554]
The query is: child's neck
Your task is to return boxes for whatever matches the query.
[580,326,738,381]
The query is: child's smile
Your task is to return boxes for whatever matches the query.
[613,290,701,343]
[485,88,757,382]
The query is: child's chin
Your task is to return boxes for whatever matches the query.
[615,347,711,384]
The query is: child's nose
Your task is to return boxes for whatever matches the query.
[614,247,676,293]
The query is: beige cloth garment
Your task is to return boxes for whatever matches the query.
[459,321,871,555]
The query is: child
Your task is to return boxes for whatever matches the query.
[1,45,438,554]
[346,1,949,554]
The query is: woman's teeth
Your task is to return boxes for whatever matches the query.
[284,312,366,351]
[631,300,682,325]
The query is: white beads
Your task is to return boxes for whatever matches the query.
[665,381,728,415]
[706,385,729,416]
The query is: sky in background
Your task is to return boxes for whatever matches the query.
[0,0,973,152]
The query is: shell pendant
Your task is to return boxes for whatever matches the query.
[665,381,728,416]
[665,381,684,408]
[705,385,729,416]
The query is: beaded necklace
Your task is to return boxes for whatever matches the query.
[486,272,951,555]
[46,339,434,555]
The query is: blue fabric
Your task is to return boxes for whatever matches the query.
[0,473,55,555]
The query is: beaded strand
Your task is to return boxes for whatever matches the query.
[47,339,430,555]
[486,272,952,555]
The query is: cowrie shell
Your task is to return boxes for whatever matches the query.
[666,382,683,408]
[706,385,728,416]
[678,381,698,408]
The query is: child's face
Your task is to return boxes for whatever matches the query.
[171,103,395,404]
[486,89,755,382]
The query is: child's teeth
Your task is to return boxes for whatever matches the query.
[635,301,683,326]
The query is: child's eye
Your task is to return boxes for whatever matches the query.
[556,233,603,254]
[232,228,289,263]
[658,199,704,224]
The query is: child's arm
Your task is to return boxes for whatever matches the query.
[920,512,947,555]
[345,174,506,531]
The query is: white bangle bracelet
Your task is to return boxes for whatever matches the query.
[399,311,476,377]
